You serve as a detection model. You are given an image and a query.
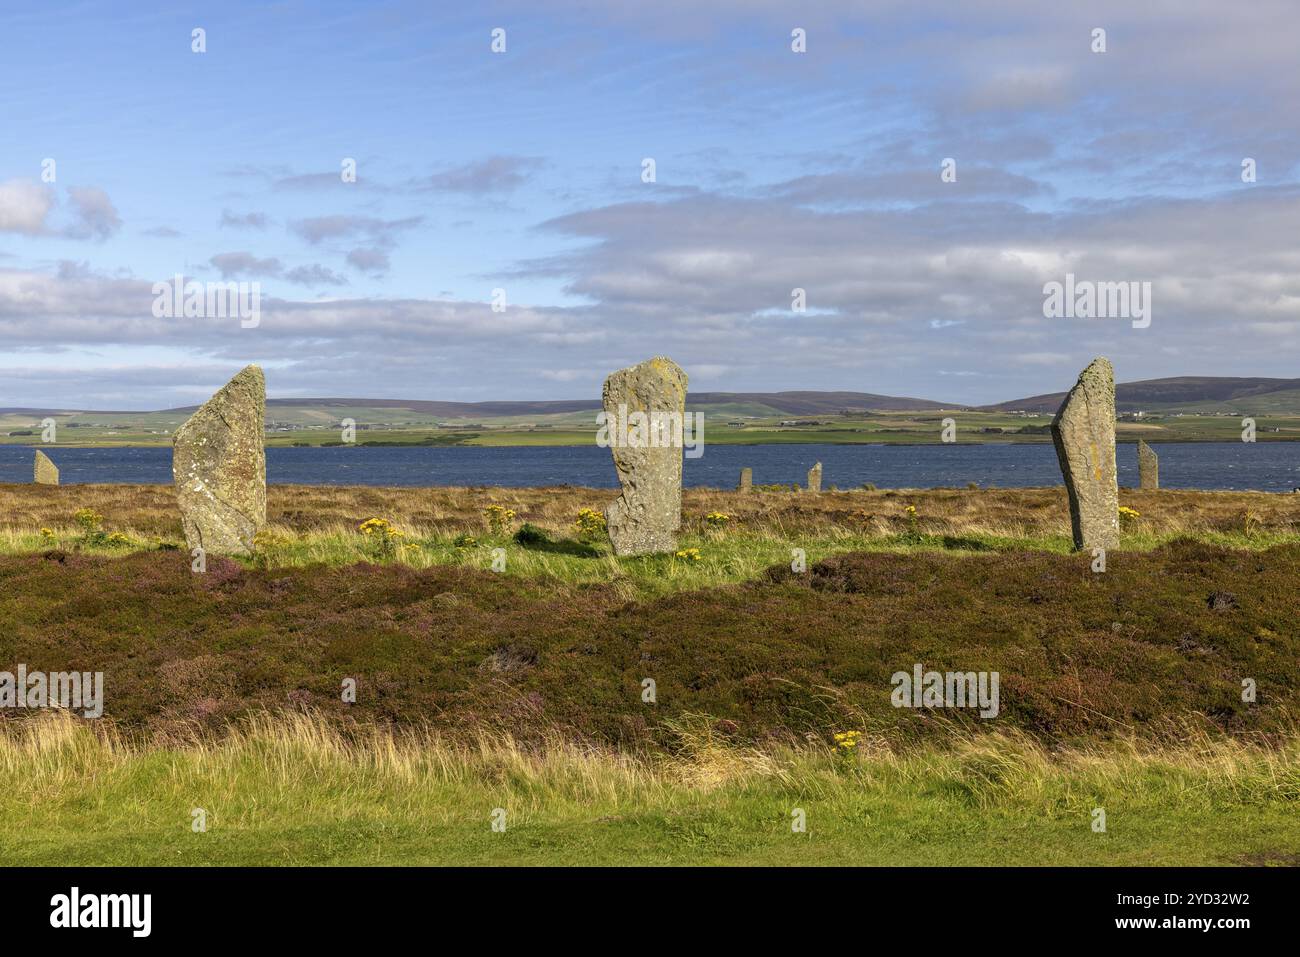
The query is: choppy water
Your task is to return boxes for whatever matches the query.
[2,442,1297,491]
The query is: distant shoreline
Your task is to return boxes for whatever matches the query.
[4,435,1298,449]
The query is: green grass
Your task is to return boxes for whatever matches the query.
[10,520,1300,598]
[5,486,1299,866]
[261,526,1299,599]
[3,714,1296,865]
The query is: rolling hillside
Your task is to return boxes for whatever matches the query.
[255,390,955,418]
[0,390,957,427]
[5,378,1300,433]
[982,377,1300,414]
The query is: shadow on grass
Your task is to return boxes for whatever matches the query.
[515,534,603,558]
[937,535,1000,552]
[881,533,1012,552]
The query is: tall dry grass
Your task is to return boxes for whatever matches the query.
[3,710,1298,808]
[4,712,1298,865]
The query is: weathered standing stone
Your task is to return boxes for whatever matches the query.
[1050,357,1119,551]
[807,461,822,493]
[33,450,58,485]
[172,365,266,555]
[738,467,752,492]
[602,356,687,555]
[1137,439,1159,490]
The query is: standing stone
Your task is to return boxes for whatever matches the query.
[738,467,752,492]
[1137,440,1159,490]
[172,365,266,555]
[1050,357,1119,551]
[807,461,822,493]
[33,450,58,485]
[602,356,687,555]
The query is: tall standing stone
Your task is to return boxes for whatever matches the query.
[738,467,752,492]
[602,356,687,556]
[1137,440,1159,490]
[1050,357,1119,551]
[807,461,822,493]
[172,365,266,555]
[33,450,58,485]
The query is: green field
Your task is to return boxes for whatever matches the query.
[4,405,1299,447]
[3,714,1296,866]
[3,483,1299,865]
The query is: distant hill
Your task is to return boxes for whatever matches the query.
[239,391,955,416]
[982,377,1300,414]
[6,378,1300,421]
[141,390,953,418]
[691,391,953,413]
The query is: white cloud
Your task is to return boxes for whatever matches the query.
[65,186,122,240]
[0,179,55,235]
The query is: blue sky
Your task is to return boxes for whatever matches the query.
[3,0,1299,408]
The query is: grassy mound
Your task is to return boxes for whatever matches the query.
[2,540,1295,745]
